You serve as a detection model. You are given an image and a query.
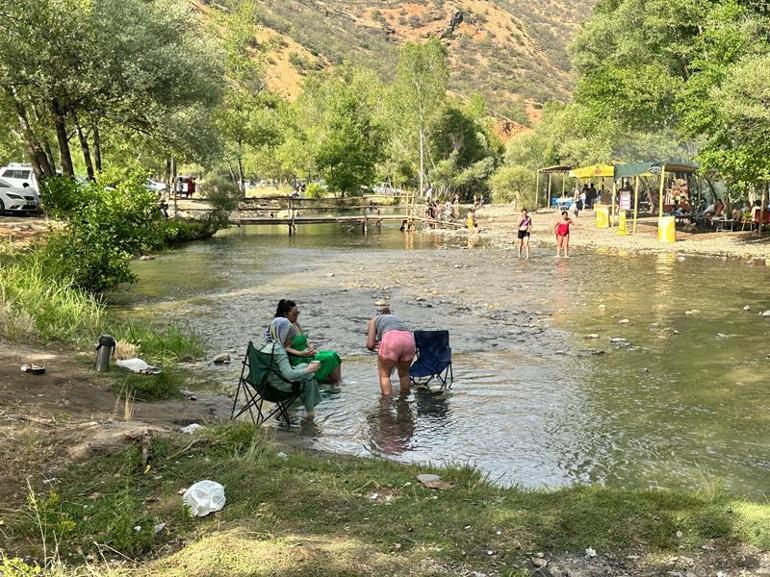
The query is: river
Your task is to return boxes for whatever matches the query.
[110,224,770,496]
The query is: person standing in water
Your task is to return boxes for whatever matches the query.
[554,210,580,258]
[366,300,416,396]
[517,208,532,259]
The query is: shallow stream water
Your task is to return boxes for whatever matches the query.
[111,225,770,497]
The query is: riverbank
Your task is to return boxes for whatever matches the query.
[2,415,770,577]
[473,205,770,261]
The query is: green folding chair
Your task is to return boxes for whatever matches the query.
[231,341,301,426]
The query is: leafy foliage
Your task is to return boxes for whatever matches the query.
[39,175,163,292]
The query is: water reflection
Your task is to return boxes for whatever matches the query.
[367,396,415,455]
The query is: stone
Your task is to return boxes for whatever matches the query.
[532,557,548,568]
[139,255,155,261]
[326,272,335,277]
[212,352,231,364]
[744,305,751,311]
[684,309,701,315]
[762,310,770,317]
[585,334,600,339]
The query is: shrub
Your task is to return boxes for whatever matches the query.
[305,182,327,198]
[490,165,537,207]
[39,175,163,293]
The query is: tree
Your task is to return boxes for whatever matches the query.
[391,38,449,195]
[296,67,386,196]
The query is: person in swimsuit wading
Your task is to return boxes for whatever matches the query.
[554,210,580,258]
[517,208,532,259]
[366,300,416,396]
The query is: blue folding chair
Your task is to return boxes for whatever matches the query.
[409,330,453,391]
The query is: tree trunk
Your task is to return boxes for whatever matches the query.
[92,122,102,172]
[51,98,74,176]
[8,89,53,179]
[42,138,56,175]
[72,112,94,180]
[237,140,245,194]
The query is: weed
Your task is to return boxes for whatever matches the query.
[111,369,185,401]
[109,321,205,363]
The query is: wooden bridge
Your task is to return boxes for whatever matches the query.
[178,194,466,235]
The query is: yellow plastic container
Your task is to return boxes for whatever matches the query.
[595,205,609,229]
[617,211,628,236]
[658,216,676,243]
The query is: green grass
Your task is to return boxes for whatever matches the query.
[111,368,187,401]
[6,423,770,576]
[109,321,206,363]
[0,257,106,344]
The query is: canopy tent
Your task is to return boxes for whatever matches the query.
[613,161,700,233]
[535,165,572,208]
[568,164,614,179]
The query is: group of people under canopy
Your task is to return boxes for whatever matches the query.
[259,299,417,418]
[539,161,768,232]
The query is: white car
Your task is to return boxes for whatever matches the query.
[145,179,167,193]
[0,163,38,192]
[0,177,39,213]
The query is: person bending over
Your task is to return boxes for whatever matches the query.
[366,300,416,396]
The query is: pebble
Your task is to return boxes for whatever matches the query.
[618,318,630,324]
[326,272,335,277]
[532,557,548,568]
[585,334,600,339]
[762,310,770,317]
[138,255,155,261]
[743,305,751,311]
[684,309,700,315]
[212,352,231,364]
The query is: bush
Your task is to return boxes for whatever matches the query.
[305,182,327,198]
[490,165,537,207]
[39,174,163,293]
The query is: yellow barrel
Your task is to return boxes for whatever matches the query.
[595,205,609,229]
[617,211,628,236]
[658,216,676,243]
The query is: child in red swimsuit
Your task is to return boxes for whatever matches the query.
[554,210,579,257]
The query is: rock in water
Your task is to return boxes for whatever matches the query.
[762,310,770,317]
[212,352,231,364]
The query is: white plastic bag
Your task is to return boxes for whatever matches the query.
[182,480,226,517]
[116,358,160,374]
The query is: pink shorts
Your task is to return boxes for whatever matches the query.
[378,330,416,363]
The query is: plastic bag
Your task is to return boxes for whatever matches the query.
[182,480,226,516]
[116,358,161,374]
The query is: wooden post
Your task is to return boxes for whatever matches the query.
[611,180,617,227]
[363,207,368,234]
[546,173,552,210]
[535,171,540,210]
[289,197,295,236]
[633,175,640,234]
[658,165,666,218]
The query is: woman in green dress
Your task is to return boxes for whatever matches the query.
[260,317,323,417]
[275,299,342,386]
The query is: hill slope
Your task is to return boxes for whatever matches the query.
[198,0,595,119]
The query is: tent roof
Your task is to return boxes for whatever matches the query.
[568,164,614,178]
[538,165,572,173]
[615,161,698,178]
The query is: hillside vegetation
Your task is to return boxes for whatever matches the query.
[199,0,596,118]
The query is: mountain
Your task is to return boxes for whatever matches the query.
[195,0,595,123]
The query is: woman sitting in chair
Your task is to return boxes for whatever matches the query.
[259,317,322,417]
[274,299,342,387]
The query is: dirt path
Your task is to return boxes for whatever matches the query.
[0,342,230,508]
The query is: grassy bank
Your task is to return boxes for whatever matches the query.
[3,424,769,576]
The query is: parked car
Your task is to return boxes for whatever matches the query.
[0,177,40,214]
[0,163,39,192]
[145,179,167,193]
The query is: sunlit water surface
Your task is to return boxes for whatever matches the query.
[110,224,770,496]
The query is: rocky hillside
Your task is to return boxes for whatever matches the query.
[196,0,595,122]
